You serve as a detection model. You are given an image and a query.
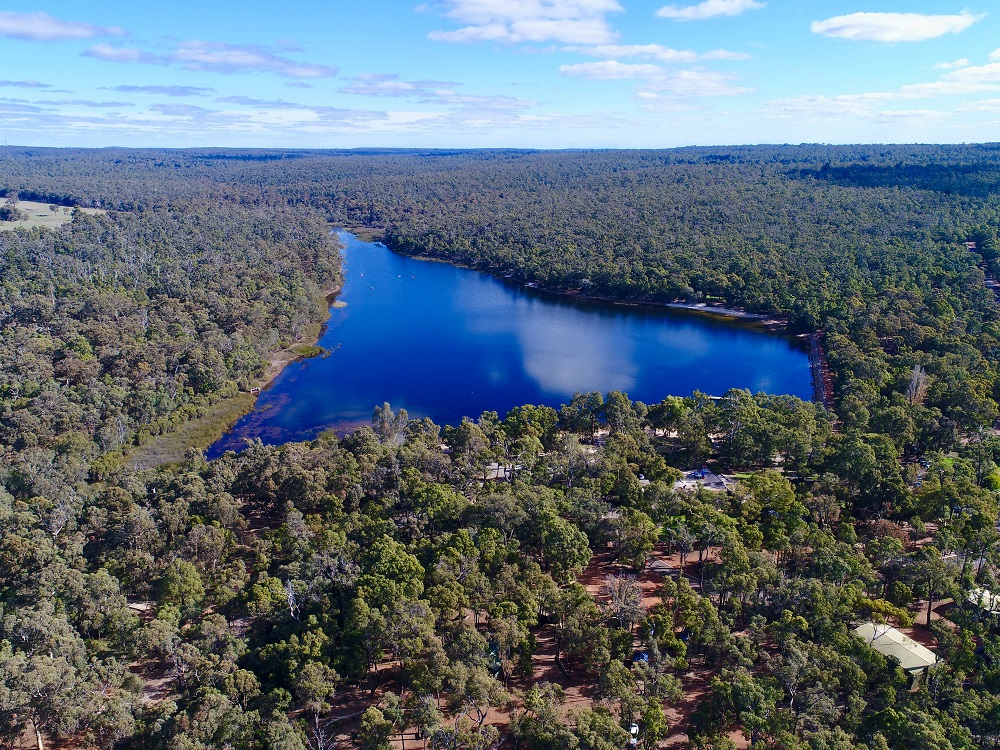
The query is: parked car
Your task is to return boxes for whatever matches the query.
[628,723,639,747]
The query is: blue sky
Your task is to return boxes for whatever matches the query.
[0,0,997,148]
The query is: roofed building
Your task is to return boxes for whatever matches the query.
[853,622,937,675]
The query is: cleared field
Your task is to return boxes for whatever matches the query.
[0,200,105,231]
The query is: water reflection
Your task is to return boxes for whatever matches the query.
[207,231,810,457]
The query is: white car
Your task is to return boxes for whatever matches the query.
[628,722,639,747]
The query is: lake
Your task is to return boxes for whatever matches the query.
[207,231,811,457]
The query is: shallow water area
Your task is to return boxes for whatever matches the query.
[207,231,811,457]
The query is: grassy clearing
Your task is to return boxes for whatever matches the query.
[0,200,105,232]
[127,339,329,469]
[290,343,325,358]
[340,225,383,242]
[126,393,256,469]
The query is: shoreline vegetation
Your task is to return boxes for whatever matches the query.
[353,225,791,330]
[521,282,788,329]
[346,228,833,411]
[127,281,343,467]
[191,228,822,466]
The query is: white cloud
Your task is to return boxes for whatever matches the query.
[151,103,214,117]
[0,102,44,113]
[634,92,700,113]
[0,101,400,145]
[0,11,125,41]
[145,100,386,126]
[206,97,388,128]
[340,73,535,112]
[866,109,951,124]
[560,61,664,80]
[898,80,1000,97]
[771,91,940,118]
[340,74,460,97]
[570,43,749,62]
[84,44,158,64]
[36,99,133,108]
[941,61,1000,85]
[639,69,751,97]
[0,79,52,89]
[766,94,894,121]
[0,84,639,146]
[656,0,764,22]
[573,44,694,63]
[104,85,215,97]
[428,0,623,45]
[934,59,969,70]
[703,49,752,60]
[428,92,535,110]
[168,42,337,78]
[83,41,337,79]
[216,96,301,107]
[767,58,1000,120]
[811,12,980,43]
[959,98,1000,112]
[766,101,953,125]
[560,61,750,99]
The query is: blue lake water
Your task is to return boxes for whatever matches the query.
[207,231,811,457]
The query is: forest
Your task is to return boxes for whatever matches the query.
[2,144,1000,749]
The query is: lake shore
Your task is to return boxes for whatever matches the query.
[256,283,343,390]
[661,301,769,320]
[200,230,812,458]
[555,292,789,330]
[376,232,790,331]
[127,281,342,467]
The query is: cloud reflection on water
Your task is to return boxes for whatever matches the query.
[453,273,638,395]
[208,232,811,457]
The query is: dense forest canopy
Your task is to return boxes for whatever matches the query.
[2,144,1000,749]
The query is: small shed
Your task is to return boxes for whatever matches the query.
[853,623,937,674]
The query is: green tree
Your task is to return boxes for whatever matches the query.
[561,391,605,442]
[357,706,393,750]
[372,402,409,444]
[159,559,205,610]
[640,698,669,750]
[296,662,340,750]
[612,509,659,571]
[538,514,592,582]
[357,536,425,610]
[572,706,629,750]
[604,391,642,436]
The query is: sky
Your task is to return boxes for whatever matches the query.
[0,0,998,148]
